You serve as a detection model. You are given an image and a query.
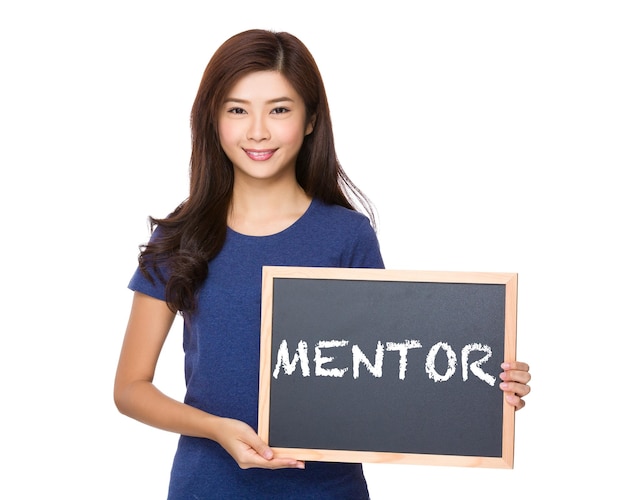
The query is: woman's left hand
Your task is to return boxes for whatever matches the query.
[499,361,531,410]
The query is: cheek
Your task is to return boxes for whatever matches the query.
[278,123,308,146]
[217,122,237,149]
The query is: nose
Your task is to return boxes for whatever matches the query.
[247,115,270,142]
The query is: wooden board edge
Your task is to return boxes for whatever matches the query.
[262,266,517,285]
[271,447,513,469]
[257,266,275,442]
[502,272,518,468]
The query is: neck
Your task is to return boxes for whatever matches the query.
[228,179,312,236]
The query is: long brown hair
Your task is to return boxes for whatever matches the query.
[139,29,376,313]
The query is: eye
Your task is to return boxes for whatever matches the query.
[271,107,290,114]
[227,107,246,115]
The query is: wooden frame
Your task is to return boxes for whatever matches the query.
[259,266,518,468]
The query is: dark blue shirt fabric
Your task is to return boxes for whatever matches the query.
[129,198,384,499]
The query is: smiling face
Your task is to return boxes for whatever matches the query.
[218,70,314,186]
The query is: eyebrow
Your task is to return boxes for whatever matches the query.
[223,96,296,104]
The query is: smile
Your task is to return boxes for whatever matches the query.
[244,149,276,161]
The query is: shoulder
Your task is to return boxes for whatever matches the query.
[309,198,373,229]
[304,199,384,268]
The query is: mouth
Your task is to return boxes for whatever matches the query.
[244,149,276,161]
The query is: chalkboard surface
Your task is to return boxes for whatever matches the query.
[259,267,517,468]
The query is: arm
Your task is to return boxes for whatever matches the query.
[499,361,531,410]
[113,291,304,470]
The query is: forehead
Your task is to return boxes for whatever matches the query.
[225,70,301,102]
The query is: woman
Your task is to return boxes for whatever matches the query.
[114,29,531,499]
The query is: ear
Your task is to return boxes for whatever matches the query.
[305,114,316,136]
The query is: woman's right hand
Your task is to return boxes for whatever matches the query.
[115,292,304,471]
[214,417,305,470]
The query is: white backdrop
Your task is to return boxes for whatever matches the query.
[1,1,624,498]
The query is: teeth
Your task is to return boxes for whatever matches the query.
[246,150,274,160]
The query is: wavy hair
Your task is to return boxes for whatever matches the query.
[138,29,376,313]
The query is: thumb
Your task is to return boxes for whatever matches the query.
[248,435,273,461]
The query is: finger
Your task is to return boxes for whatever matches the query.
[501,361,530,373]
[250,440,274,462]
[504,392,526,411]
[499,369,531,384]
[240,450,305,470]
[499,381,531,398]
[264,457,306,470]
[245,439,305,470]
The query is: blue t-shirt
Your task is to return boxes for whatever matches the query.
[129,198,384,499]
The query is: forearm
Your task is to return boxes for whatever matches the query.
[114,380,223,441]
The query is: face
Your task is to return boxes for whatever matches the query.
[218,71,314,185]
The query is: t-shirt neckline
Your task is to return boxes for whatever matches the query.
[226,198,317,240]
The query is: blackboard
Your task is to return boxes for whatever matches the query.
[258,267,518,468]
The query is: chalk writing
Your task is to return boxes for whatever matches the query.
[273,339,495,385]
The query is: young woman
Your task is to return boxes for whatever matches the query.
[114,29,531,499]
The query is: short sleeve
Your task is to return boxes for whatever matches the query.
[127,228,169,301]
[342,216,385,269]
[128,265,168,301]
